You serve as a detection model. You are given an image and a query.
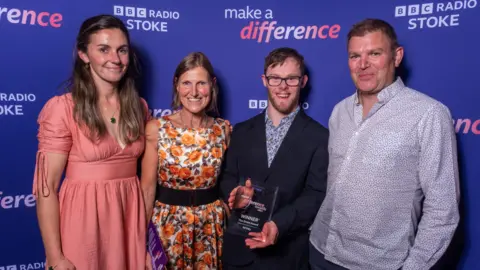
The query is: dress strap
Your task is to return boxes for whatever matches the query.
[33,151,51,198]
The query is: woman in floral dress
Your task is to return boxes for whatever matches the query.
[141,52,230,269]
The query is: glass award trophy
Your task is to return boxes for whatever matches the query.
[147,221,168,270]
[227,179,279,237]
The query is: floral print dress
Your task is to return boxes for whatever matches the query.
[152,116,229,270]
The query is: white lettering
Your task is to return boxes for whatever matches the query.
[224,6,262,19]
[408,14,460,29]
[149,10,180,19]
[19,262,46,270]
[151,109,173,117]
[0,93,36,102]
[240,214,259,222]
[126,19,167,32]
[437,0,476,11]
[0,192,36,209]
[302,102,310,110]
[0,104,23,115]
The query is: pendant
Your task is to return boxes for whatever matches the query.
[110,117,116,124]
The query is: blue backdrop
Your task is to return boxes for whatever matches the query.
[0,0,478,269]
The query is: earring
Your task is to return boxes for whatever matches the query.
[85,63,90,69]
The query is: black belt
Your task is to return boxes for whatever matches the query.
[155,185,220,207]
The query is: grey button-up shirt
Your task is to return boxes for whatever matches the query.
[265,106,300,167]
[310,78,460,270]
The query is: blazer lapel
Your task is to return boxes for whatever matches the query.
[264,110,309,182]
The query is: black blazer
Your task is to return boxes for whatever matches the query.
[219,109,329,270]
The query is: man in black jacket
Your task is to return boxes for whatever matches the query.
[220,47,329,270]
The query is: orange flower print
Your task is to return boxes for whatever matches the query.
[179,168,191,179]
[173,244,183,255]
[184,246,193,259]
[166,126,179,138]
[168,165,180,175]
[153,117,228,269]
[213,125,222,136]
[186,211,194,224]
[194,262,208,270]
[159,170,168,181]
[181,133,195,145]
[197,136,207,148]
[203,253,213,265]
[171,145,183,157]
[188,151,202,163]
[162,224,175,237]
[203,224,212,235]
[202,166,215,179]
[194,242,205,253]
[175,232,183,244]
[209,133,216,142]
[211,147,222,159]
[159,150,167,160]
[176,258,184,269]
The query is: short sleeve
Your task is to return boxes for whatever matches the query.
[37,95,73,154]
[33,95,72,197]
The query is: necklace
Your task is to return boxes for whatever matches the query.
[104,107,118,124]
[110,109,117,124]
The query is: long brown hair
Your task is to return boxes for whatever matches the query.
[171,52,219,116]
[66,14,145,144]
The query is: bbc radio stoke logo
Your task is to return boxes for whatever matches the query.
[224,6,341,43]
[0,6,63,28]
[0,266,17,270]
[0,92,36,116]
[0,262,46,270]
[113,5,180,32]
[394,0,478,30]
[249,99,309,110]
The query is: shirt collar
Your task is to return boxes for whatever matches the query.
[354,77,405,106]
[265,105,300,124]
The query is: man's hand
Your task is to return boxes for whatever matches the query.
[245,221,279,249]
[228,179,254,209]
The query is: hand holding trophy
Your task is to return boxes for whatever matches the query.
[226,177,278,238]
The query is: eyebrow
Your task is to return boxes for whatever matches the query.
[266,73,302,77]
[349,48,385,54]
[96,44,129,49]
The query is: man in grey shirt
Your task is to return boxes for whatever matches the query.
[309,18,460,270]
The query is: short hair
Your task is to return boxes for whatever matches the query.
[264,47,306,75]
[171,52,218,115]
[347,18,400,52]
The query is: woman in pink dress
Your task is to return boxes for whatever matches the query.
[33,15,150,270]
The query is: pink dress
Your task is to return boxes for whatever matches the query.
[33,93,148,270]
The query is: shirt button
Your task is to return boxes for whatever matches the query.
[354,131,359,136]
[346,156,350,160]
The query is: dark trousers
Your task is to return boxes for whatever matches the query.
[309,242,349,270]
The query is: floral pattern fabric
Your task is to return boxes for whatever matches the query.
[152,116,229,270]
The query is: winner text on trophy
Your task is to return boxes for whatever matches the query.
[228,179,278,238]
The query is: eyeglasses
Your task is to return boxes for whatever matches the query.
[265,75,303,87]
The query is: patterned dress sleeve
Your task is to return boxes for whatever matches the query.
[218,118,232,149]
[33,96,73,198]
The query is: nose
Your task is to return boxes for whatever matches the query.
[191,84,198,96]
[278,79,288,89]
[109,51,121,63]
[359,55,370,69]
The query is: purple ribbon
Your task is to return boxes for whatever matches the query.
[147,221,168,270]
